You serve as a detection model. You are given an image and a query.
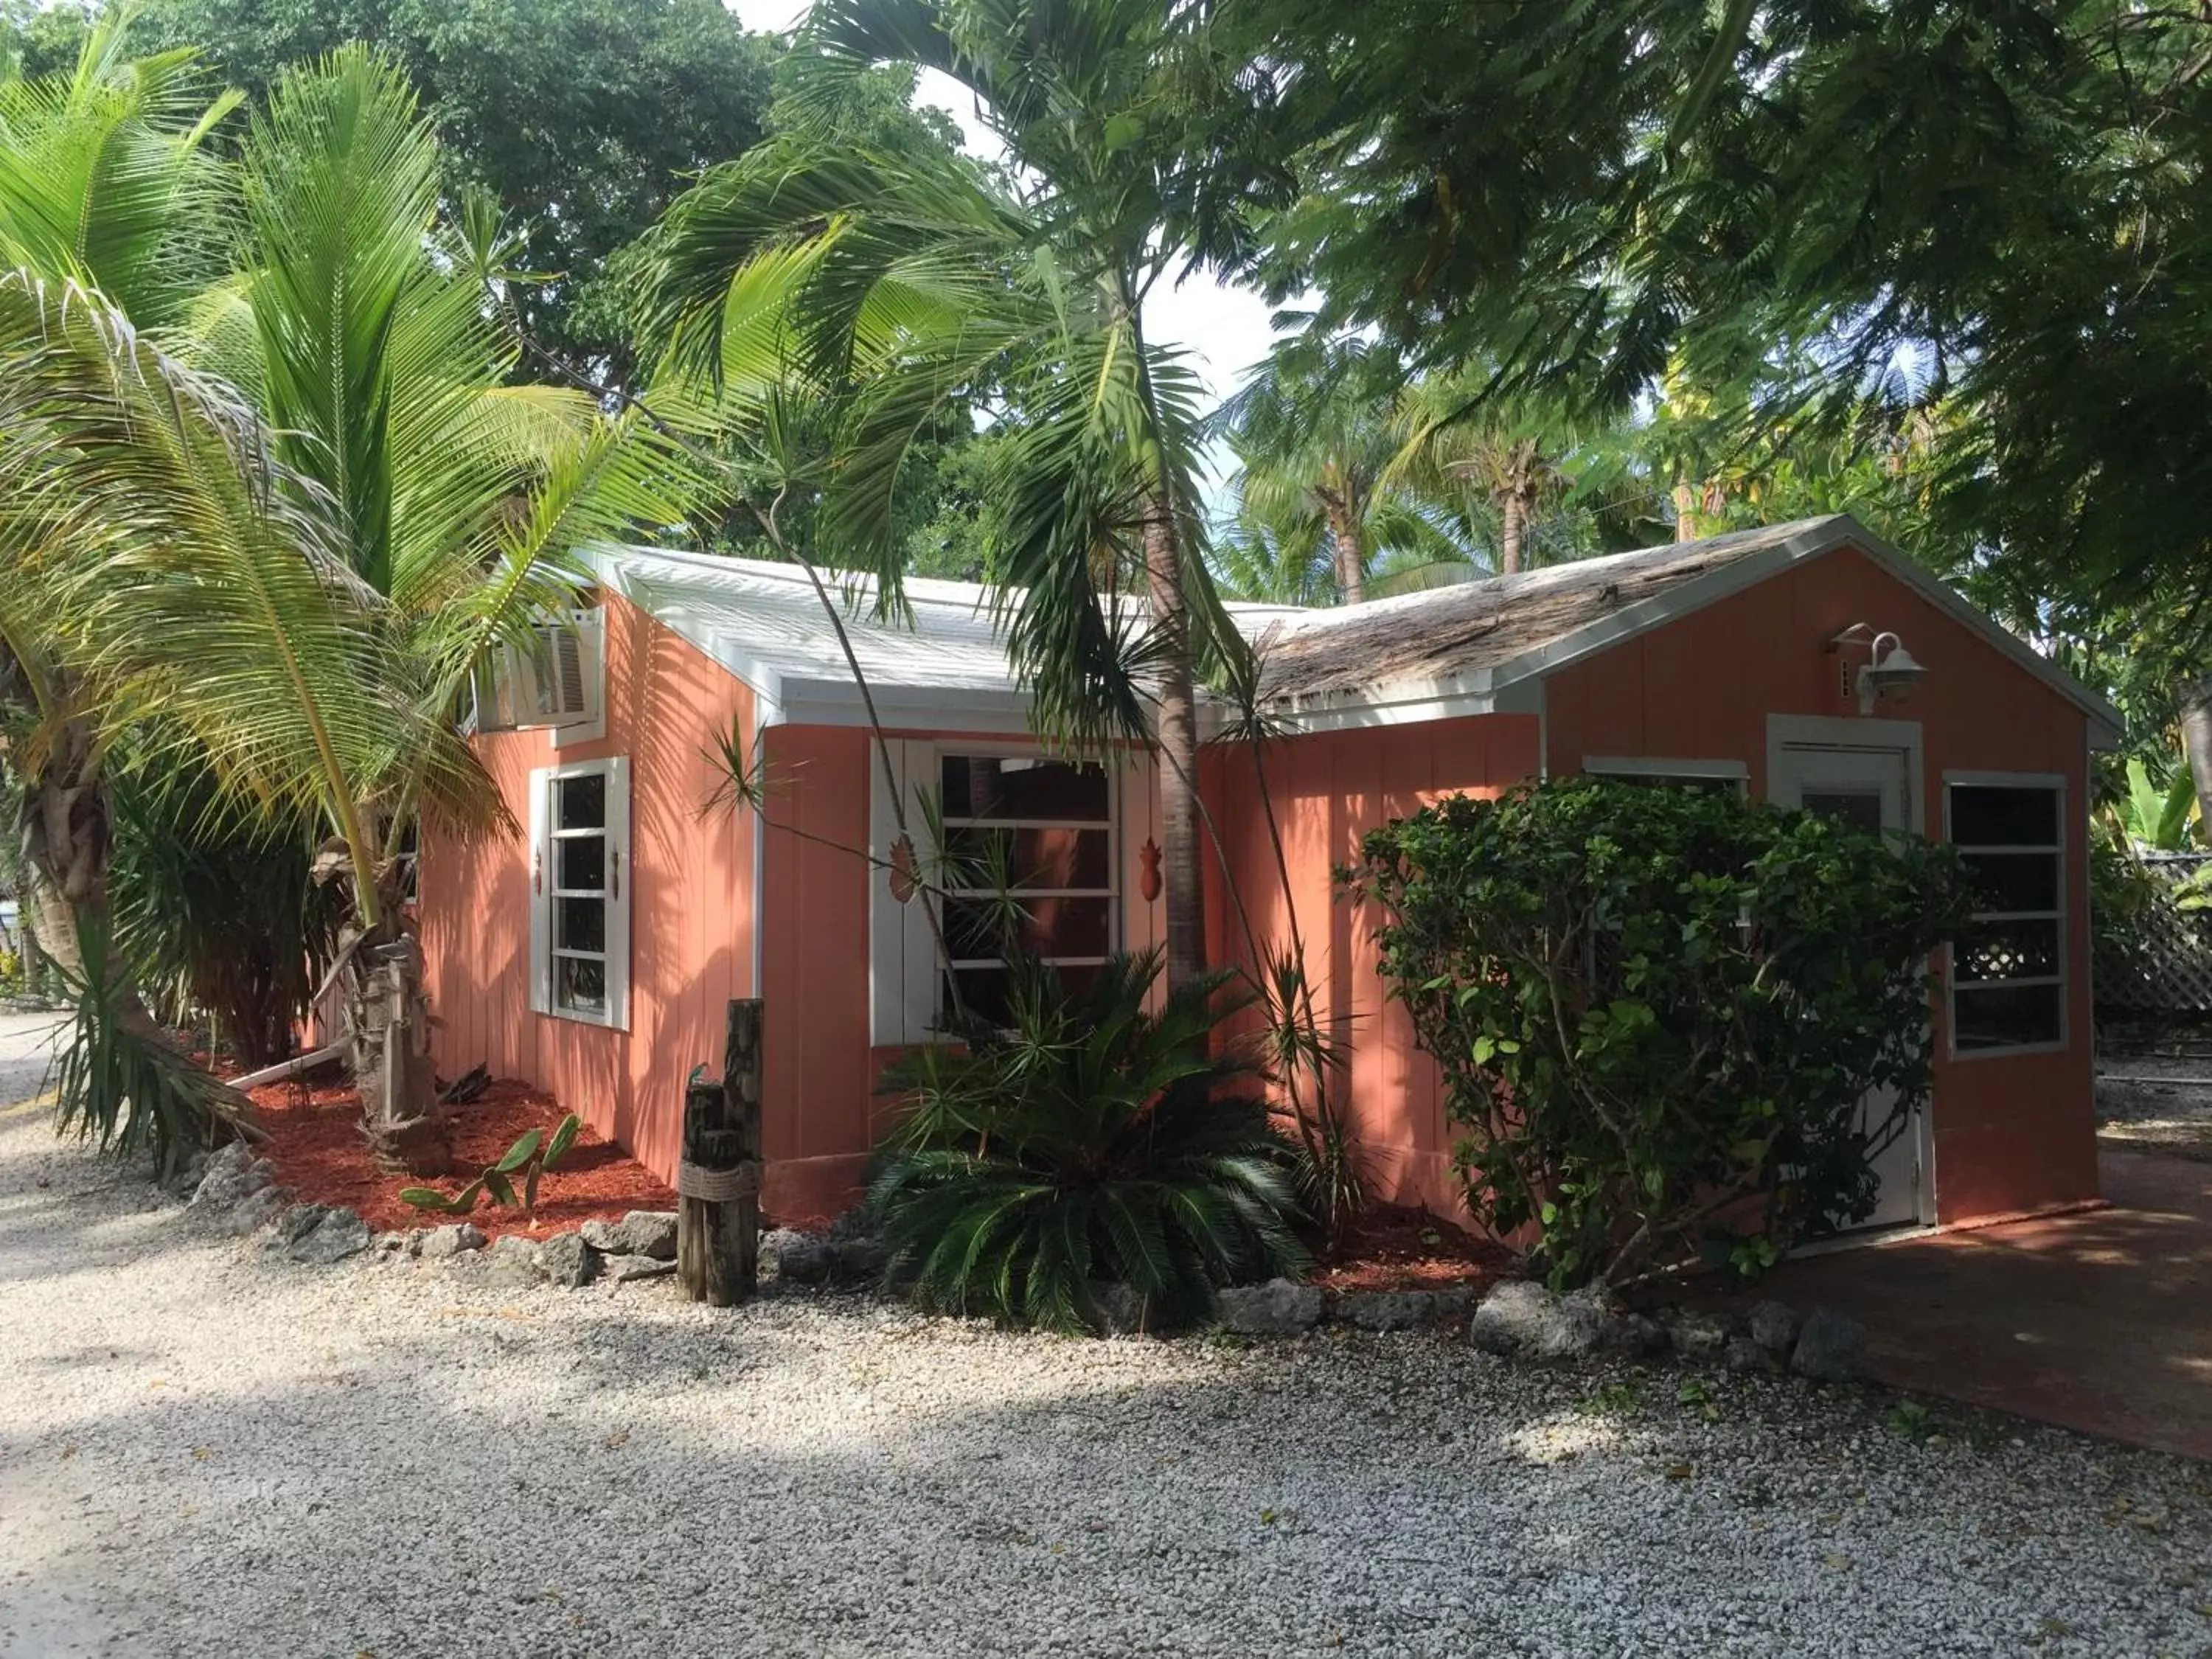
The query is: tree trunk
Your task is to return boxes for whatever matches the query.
[1316,489,1365,605]
[1499,491,1527,575]
[1142,498,1207,991]
[2181,679,2212,840]
[345,928,448,1175]
[13,709,177,1051]
[1672,482,1700,542]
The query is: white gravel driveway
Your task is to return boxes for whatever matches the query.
[2,1010,2209,1659]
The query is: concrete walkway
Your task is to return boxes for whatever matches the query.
[1755,1150,2212,1461]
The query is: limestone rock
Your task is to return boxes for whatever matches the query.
[223,1184,295,1237]
[189,1143,272,1212]
[1747,1300,1799,1357]
[1789,1307,1866,1383]
[481,1234,540,1287]
[418,1222,487,1262]
[1661,1307,1730,1361]
[536,1231,599,1289]
[580,1211,678,1262]
[603,1253,677,1284]
[285,1207,371,1265]
[1338,1290,1438,1332]
[270,1203,330,1245]
[774,1237,836,1287]
[1469,1281,1607,1360]
[1215,1279,1324,1336]
[1725,1335,1776,1375]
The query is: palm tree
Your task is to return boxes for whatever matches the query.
[1,45,695,1169]
[638,0,1251,990]
[0,16,237,1063]
[1215,341,1407,605]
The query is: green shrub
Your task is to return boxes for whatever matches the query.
[868,949,1310,1332]
[1344,776,1969,1290]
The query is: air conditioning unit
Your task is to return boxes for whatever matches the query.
[469,609,602,733]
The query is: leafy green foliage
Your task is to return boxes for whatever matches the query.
[1345,778,1969,1289]
[106,747,340,1068]
[122,0,776,390]
[49,905,245,1178]
[399,1111,580,1214]
[867,949,1310,1333]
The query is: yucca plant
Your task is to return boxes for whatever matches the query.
[868,949,1310,1334]
[49,906,246,1178]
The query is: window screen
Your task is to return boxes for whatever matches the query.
[1948,782,2064,1051]
[549,769,612,1018]
[937,755,1114,1026]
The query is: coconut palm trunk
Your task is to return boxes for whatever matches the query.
[1318,488,1366,603]
[11,707,182,1054]
[1498,490,1528,575]
[1142,501,1208,990]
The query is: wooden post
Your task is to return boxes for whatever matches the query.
[677,998,762,1306]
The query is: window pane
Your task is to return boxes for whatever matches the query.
[940,755,1109,821]
[556,954,607,1015]
[945,826,1111,892]
[1954,983,2062,1050]
[946,962,1105,1029]
[944,895,1113,962]
[555,835,605,893]
[1800,789,1885,836]
[1962,851,2059,915]
[557,897,605,955]
[557,771,607,831]
[1956,918,2060,983]
[1952,785,2057,847]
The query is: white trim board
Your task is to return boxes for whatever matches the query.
[580,518,2124,750]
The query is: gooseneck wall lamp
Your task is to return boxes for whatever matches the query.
[1828,623,1929,714]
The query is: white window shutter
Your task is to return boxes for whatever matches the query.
[869,740,939,1044]
[527,765,552,1015]
[604,755,631,1032]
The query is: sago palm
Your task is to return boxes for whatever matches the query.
[636,0,1254,991]
[869,948,1310,1332]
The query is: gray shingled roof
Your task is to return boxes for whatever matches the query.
[1243,518,1843,706]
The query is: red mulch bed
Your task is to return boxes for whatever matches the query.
[1315,1203,1517,1294]
[242,1072,673,1242]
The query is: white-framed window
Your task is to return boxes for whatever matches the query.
[871,742,1120,1042]
[1583,756,1750,794]
[529,756,631,1029]
[1944,773,2065,1056]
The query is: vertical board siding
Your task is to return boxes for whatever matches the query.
[1201,713,1542,1217]
[419,591,755,1191]
[1543,544,2097,1225]
[424,540,2094,1235]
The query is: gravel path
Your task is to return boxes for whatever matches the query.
[3,1016,2211,1659]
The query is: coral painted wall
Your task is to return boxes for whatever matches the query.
[1200,714,1543,1215]
[1205,539,2096,1230]
[1543,543,2097,1226]
[420,592,757,1200]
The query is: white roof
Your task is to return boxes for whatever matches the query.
[588,518,2121,745]
[586,541,1301,734]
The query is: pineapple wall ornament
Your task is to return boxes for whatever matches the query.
[1138,837,1162,902]
[888,832,920,904]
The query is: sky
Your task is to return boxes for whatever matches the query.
[723,0,1284,412]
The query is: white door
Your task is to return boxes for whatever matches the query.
[1768,743,1926,1231]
